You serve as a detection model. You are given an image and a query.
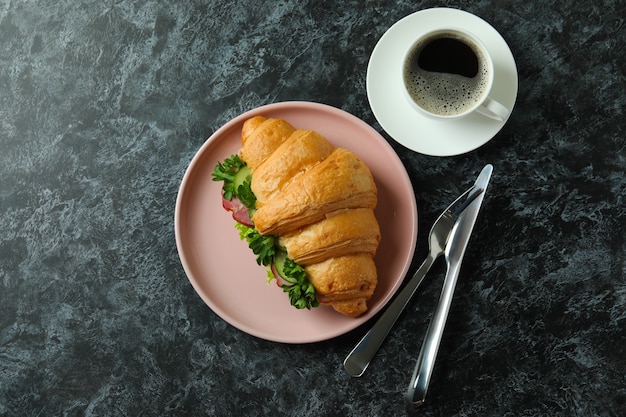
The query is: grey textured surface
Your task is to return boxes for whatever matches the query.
[1,1,625,416]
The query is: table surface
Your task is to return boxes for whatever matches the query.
[1,1,624,416]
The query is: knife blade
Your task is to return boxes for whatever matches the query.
[406,164,492,409]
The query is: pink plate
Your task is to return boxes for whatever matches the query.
[175,101,418,343]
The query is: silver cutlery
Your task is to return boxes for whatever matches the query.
[407,164,492,408]
[343,165,492,378]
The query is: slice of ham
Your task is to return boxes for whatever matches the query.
[222,196,254,226]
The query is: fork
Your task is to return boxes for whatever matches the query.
[343,184,484,377]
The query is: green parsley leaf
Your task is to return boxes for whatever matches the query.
[236,178,256,210]
[235,223,276,266]
[212,154,246,200]
[280,258,320,310]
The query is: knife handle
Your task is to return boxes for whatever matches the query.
[343,254,436,377]
[406,259,462,408]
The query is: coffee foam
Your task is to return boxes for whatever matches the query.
[403,34,490,116]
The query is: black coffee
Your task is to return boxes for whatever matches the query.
[418,37,479,78]
[403,32,490,116]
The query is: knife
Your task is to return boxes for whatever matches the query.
[406,164,492,409]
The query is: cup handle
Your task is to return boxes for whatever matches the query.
[476,97,509,122]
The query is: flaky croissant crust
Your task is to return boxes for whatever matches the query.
[240,116,380,317]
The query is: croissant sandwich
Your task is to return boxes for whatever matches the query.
[212,115,380,317]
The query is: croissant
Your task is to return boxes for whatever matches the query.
[252,147,378,236]
[241,116,296,171]
[278,208,380,266]
[305,254,378,317]
[239,116,380,317]
[251,129,335,208]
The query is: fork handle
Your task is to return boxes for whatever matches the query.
[343,253,437,377]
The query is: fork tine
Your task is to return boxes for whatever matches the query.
[450,186,484,218]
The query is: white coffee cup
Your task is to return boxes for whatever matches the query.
[402,27,509,121]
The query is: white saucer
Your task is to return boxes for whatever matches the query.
[367,8,518,156]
